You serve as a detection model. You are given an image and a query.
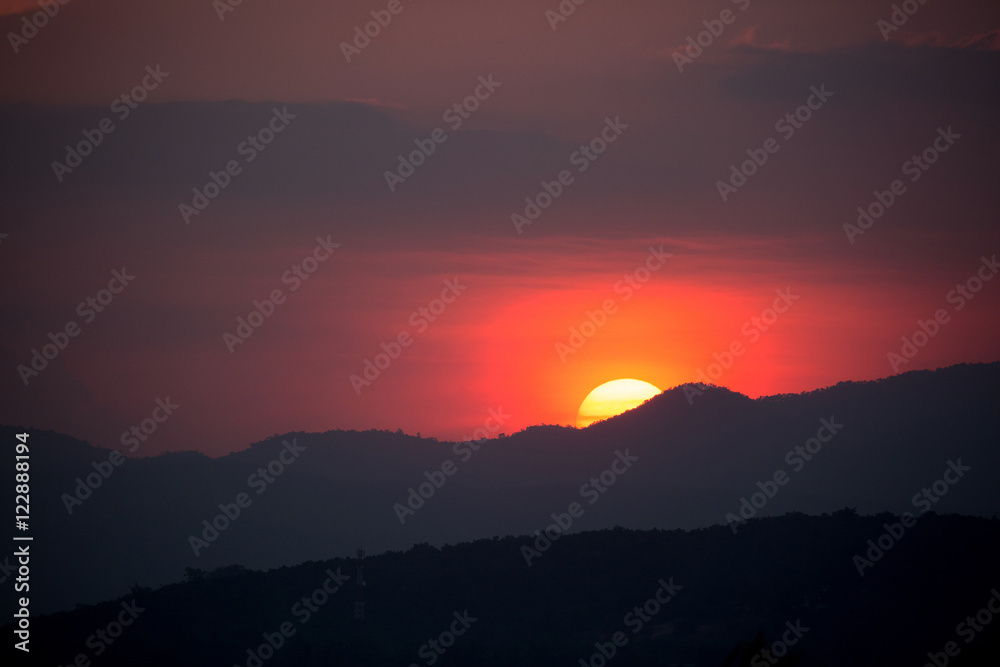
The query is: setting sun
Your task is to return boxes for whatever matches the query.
[576,378,662,428]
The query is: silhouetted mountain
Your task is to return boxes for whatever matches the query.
[2,362,998,614]
[6,513,1000,666]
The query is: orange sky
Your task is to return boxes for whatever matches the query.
[3,228,996,454]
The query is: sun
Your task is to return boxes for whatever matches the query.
[576,378,662,428]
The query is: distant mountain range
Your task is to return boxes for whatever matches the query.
[7,512,1000,666]
[3,361,998,614]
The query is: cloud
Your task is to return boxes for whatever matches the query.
[730,25,793,52]
[0,0,40,19]
[903,27,1000,51]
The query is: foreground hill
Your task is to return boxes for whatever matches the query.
[2,362,998,613]
[8,512,1000,666]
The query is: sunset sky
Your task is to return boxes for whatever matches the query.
[1,0,998,455]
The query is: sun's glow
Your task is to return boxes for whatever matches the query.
[576,378,661,428]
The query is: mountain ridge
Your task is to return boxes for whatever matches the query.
[2,361,997,614]
[7,512,1000,666]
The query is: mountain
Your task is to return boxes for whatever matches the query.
[2,362,998,614]
[6,512,1000,666]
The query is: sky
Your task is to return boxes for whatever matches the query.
[1,0,998,456]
